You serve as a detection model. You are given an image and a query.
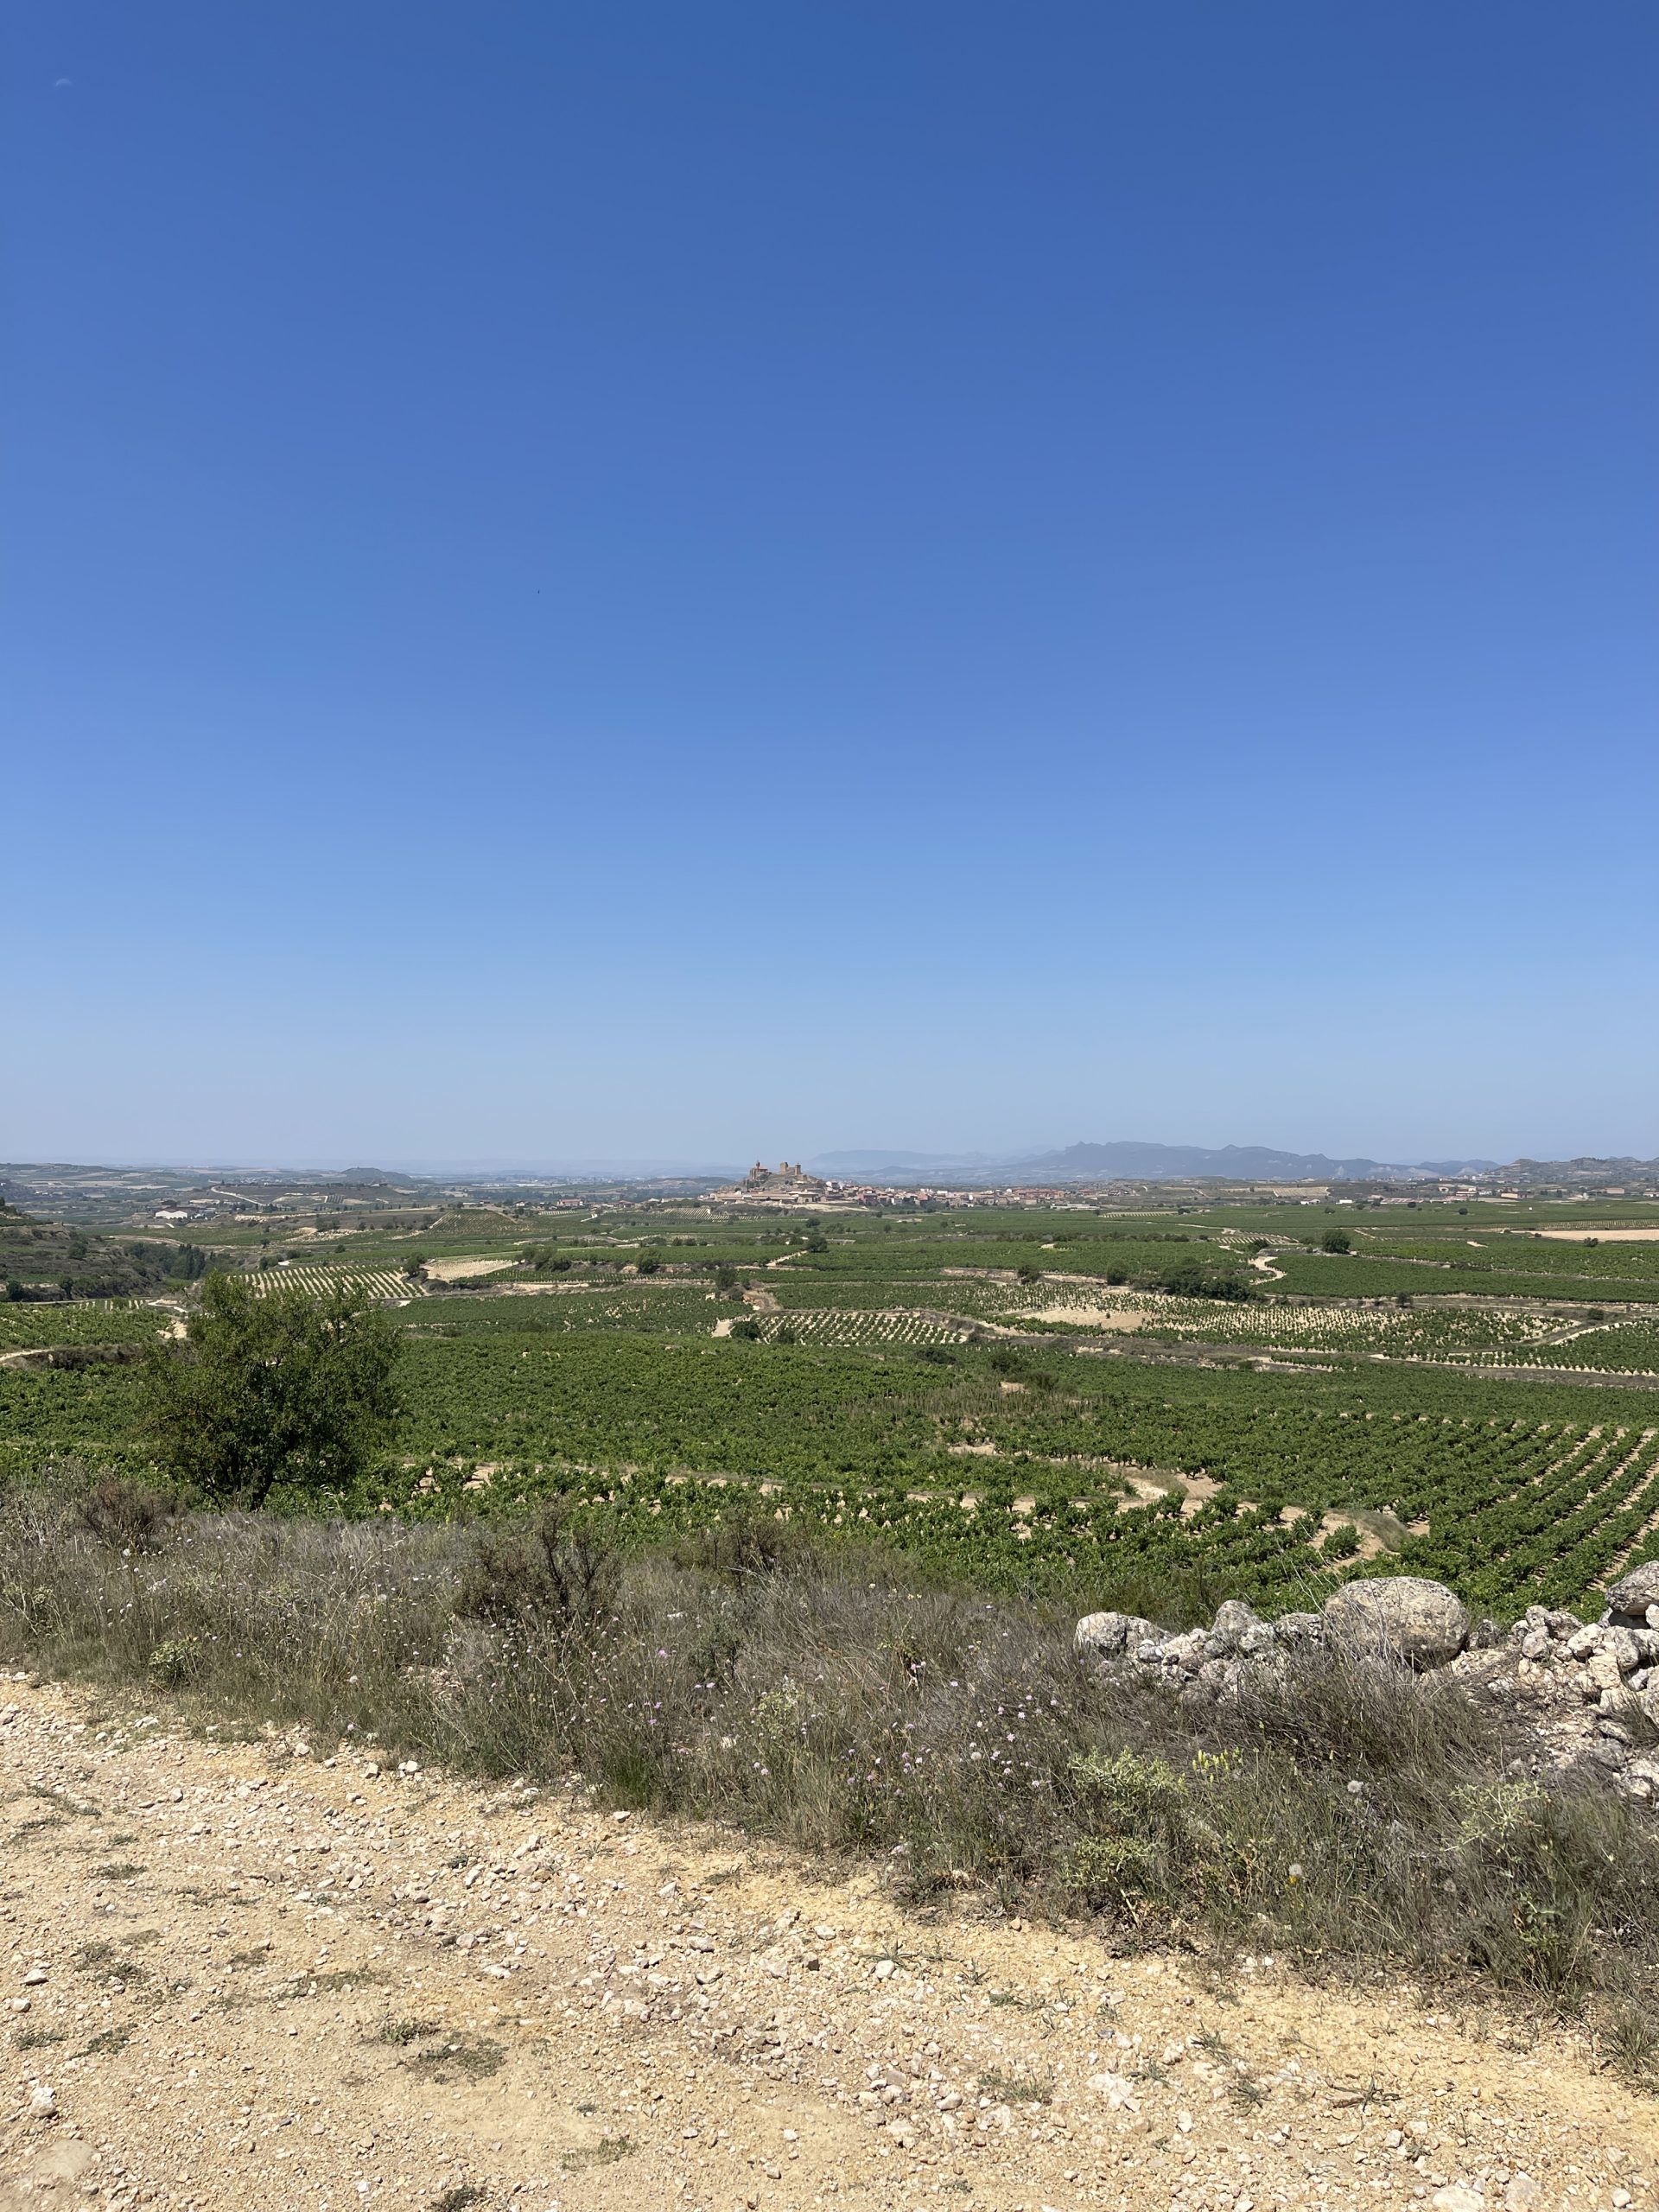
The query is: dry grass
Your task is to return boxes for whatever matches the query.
[3,1471,1659,2037]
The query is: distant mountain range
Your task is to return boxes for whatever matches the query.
[1015,1141,1500,1183]
[808,1142,1505,1185]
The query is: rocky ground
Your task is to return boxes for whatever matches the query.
[3,1674,1656,2212]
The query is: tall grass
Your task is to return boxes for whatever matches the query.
[3,1471,1658,2041]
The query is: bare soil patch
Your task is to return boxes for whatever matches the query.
[1028,1304,1144,1332]
[1533,1230,1659,1243]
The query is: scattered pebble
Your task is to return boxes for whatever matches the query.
[0,1673,1650,2210]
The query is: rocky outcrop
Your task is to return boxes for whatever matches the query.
[1605,1560,1659,1625]
[1071,1592,1330,1707]
[1074,1573,1659,1803]
[1452,1605,1659,1800]
[1323,1576,1470,1667]
[1073,1611,1160,1662]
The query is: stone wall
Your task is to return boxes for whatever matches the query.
[1076,1561,1659,1805]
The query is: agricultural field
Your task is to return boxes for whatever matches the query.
[1007,1292,1634,1364]
[0,1300,170,1354]
[1264,1249,1659,1303]
[372,1336,1659,1617]
[245,1262,423,1303]
[1489,1318,1659,1376]
[1246,1219,1659,1304]
[745,1306,973,1349]
[412,1286,723,1337]
[754,1262,1659,1372]
[8,1192,1659,1618]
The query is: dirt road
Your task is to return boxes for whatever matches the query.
[3,1676,1655,2211]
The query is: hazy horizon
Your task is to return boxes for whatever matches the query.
[4,1134,1646,1183]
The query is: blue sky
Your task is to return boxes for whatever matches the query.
[5,2,1656,1169]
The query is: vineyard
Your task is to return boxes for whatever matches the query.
[748,1306,972,1349]
[1357,1231,1659,1290]
[1480,1317,1659,1376]
[1264,1247,1659,1303]
[766,1274,1001,1312]
[371,1339,1659,1616]
[1118,1297,1659,1374]
[1018,1294,1602,1363]
[247,1263,423,1303]
[414,1287,721,1337]
[0,1301,168,1353]
[761,1271,1659,1371]
[7,1303,1659,1614]
[9,1194,1659,1618]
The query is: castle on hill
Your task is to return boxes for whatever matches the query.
[742,1159,826,1194]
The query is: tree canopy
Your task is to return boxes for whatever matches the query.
[143,1273,403,1508]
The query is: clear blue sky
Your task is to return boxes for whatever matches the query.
[6,2,1656,1169]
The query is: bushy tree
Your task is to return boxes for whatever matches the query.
[1321,1229,1352,1254]
[143,1274,402,1508]
[1156,1257,1253,1301]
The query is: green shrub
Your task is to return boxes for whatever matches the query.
[143,1274,401,1509]
[147,1635,202,1686]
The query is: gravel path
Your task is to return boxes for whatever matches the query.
[2,1675,1656,2211]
